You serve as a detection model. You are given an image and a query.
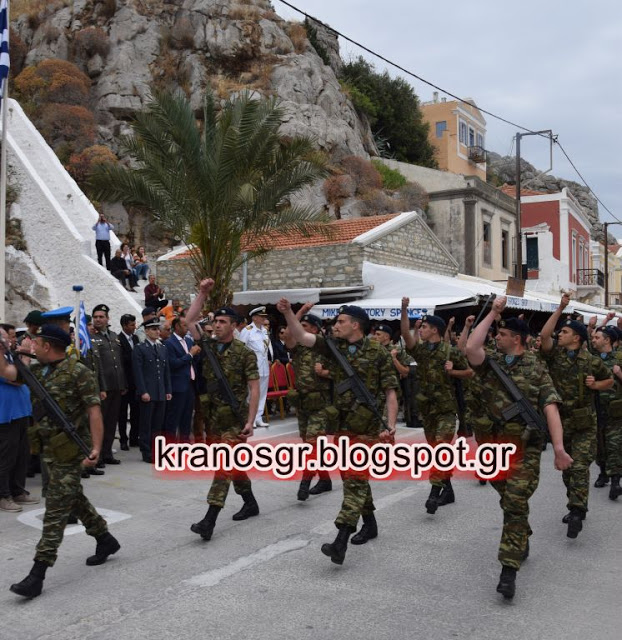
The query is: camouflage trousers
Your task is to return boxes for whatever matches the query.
[35,459,108,567]
[489,443,541,570]
[298,408,331,483]
[562,424,596,513]
[422,412,456,487]
[598,415,622,477]
[206,426,252,509]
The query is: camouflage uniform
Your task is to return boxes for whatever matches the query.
[472,350,561,570]
[541,345,611,513]
[198,338,259,508]
[25,357,108,567]
[311,335,398,530]
[593,350,622,477]
[407,341,468,486]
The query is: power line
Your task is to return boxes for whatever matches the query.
[275,0,618,222]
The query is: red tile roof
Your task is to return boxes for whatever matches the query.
[500,184,555,198]
[168,214,400,260]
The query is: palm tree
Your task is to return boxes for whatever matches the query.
[89,89,330,306]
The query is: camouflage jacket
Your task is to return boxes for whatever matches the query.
[199,337,259,411]
[407,340,468,414]
[472,350,561,435]
[593,349,622,406]
[312,335,398,436]
[541,345,611,414]
[66,343,100,393]
[290,344,331,396]
[26,357,100,441]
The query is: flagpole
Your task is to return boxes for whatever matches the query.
[73,284,83,352]
[0,0,9,323]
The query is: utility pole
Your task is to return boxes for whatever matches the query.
[604,221,609,307]
[514,130,555,280]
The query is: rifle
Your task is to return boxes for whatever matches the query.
[486,356,548,441]
[324,336,390,435]
[198,331,246,429]
[0,340,93,459]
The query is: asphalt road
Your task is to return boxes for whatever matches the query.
[2,418,621,640]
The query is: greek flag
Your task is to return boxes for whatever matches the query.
[0,0,9,102]
[78,301,92,358]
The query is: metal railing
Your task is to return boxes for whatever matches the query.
[576,269,605,287]
[467,145,487,164]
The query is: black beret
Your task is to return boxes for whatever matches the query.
[141,306,156,317]
[213,307,238,319]
[598,326,618,343]
[499,317,530,336]
[338,305,369,324]
[375,323,393,336]
[23,310,44,326]
[421,314,446,334]
[614,327,622,343]
[37,324,72,347]
[301,313,323,329]
[92,304,110,315]
[563,319,588,342]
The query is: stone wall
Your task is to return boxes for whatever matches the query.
[156,214,458,305]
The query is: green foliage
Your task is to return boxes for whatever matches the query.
[88,90,330,306]
[304,19,330,66]
[340,81,378,120]
[340,57,437,168]
[372,159,407,190]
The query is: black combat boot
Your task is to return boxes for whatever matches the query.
[86,532,121,566]
[350,513,378,545]
[594,469,609,487]
[321,525,354,565]
[10,560,48,599]
[496,566,517,600]
[437,479,455,507]
[562,510,586,524]
[566,508,585,539]
[521,540,530,562]
[232,491,259,521]
[609,475,622,501]
[308,475,332,495]
[425,485,443,514]
[297,475,313,501]
[190,505,221,540]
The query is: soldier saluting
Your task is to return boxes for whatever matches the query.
[466,295,572,600]
[277,299,398,565]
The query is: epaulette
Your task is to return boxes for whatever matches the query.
[245,325,252,330]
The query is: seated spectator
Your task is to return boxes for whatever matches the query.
[110,249,137,291]
[133,245,150,281]
[144,274,168,311]
[271,326,291,364]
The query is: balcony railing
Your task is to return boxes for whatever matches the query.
[467,145,487,164]
[577,269,605,288]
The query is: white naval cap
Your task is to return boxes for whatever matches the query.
[249,306,268,317]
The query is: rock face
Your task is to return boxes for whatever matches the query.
[12,0,375,161]
[487,151,601,238]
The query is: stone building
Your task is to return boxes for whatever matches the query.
[156,211,459,304]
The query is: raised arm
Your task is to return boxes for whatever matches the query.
[541,293,570,353]
[276,298,317,348]
[186,278,214,341]
[466,296,506,366]
[457,315,475,354]
[400,297,418,350]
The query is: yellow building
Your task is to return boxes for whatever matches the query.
[421,93,487,181]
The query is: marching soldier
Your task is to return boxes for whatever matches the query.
[282,304,334,500]
[400,299,471,514]
[278,299,398,565]
[466,296,572,600]
[540,294,613,537]
[1,325,120,599]
[186,279,260,541]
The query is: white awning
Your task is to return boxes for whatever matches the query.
[232,285,371,306]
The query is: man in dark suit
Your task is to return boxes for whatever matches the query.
[164,317,201,441]
[132,320,172,463]
[118,314,140,450]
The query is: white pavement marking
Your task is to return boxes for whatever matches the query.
[16,507,131,534]
[184,484,423,588]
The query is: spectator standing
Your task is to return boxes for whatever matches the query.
[90,304,127,466]
[92,213,115,270]
[135,307,157,343]
[118,314,140,450]
[164,317,201,441]
[271,326,291,364]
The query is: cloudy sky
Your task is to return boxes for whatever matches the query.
[275,0,622,225]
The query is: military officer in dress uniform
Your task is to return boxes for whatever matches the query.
[238,306,270,428]
[132,319,172,463]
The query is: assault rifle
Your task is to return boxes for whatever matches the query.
[486,356,548,440]
[0,338,93,458]
[324,335,391,436]
[198,330,246,429]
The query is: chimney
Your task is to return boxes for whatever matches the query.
[441,97,446,103]
[433,91,439,103]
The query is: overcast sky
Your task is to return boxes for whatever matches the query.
[275,0,622,226]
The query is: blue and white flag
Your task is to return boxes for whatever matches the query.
[78,301,92,357]
[0,0,9,101]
